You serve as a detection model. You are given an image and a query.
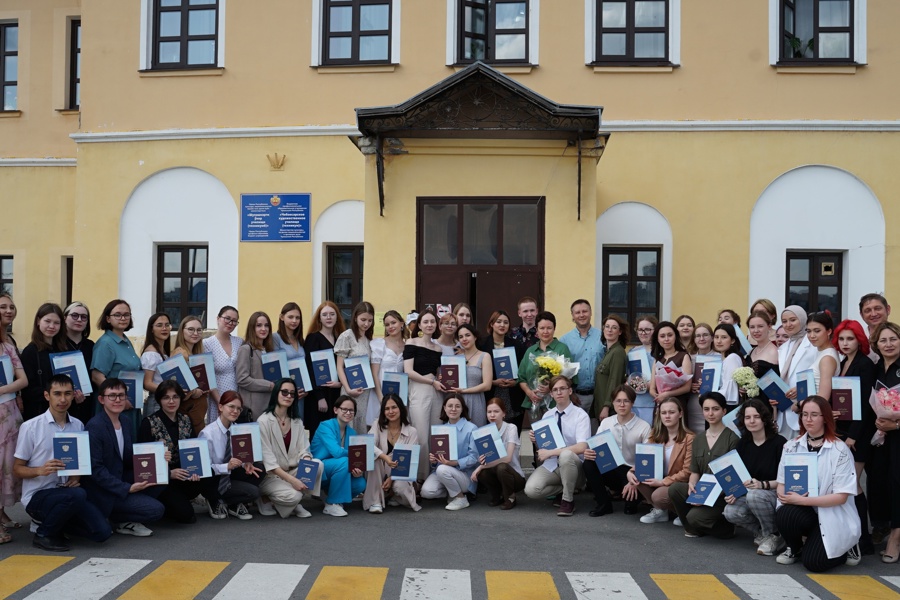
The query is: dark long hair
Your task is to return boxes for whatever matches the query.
[31,303,67,352]
[736,398,778,439]
[141,312,171,357]
[376,394,409,429]
[650,321,686,362]
[277,302,305,347]
[263,378,301,419]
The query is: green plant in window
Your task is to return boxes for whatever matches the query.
[787,34,814,58]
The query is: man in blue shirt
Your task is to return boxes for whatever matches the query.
[560,299,605,424]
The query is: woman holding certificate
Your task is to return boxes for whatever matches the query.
[310,395,366,517]
[807,312,839,403]
[688,323,718,433]
[778,306,816,436]
[744,312,781,410]
[272,302,306,361]
[832,319,876,555]
[592,315,629,423]
[258,378,320,518]
[648,321,693,410]
[63,301,95,424]
[630,316,657,423]
[335,301,376,432]
[90,299,142,401]
[303,301,346,439]
[517,312,575,417]
[473,397,525,510]
[371,310,408,396]
[235,311,276,420]
[21,303,68,420]
[137,381,201,524]
[626,396,691,523]
[477,310,525,431]
[870,322,900,562]
[713,324,743,407]
[676,315,697,355]
[139,313,171,417]
[203,306,243,424]
[434,313,460,356]
[363,394,421,513]
[775,396,861,571]
[451,324,492,427]
[404,309,445,481]
[722,399,786,556]
[421,393,478,510]
[668,392,740,538]
[171,316,211,434]
[0,292,25,541]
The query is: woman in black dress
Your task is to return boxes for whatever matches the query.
[303,301,346,439]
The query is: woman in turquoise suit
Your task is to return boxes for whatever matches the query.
[310,395,367,517]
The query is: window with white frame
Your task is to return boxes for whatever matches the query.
[447,0,539,66]
[586,0,679,65]
[771,0,865,64]
[140,0,226,70]
[312,0,400,66]
[1,22,17,110]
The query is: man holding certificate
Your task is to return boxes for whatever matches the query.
[14,375,112,551]
[524,375,590,516]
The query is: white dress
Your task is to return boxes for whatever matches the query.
[812,347,840,390]
[334,329,375,431]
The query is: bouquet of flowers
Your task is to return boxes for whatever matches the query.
[627,373,648,394]
[527,351,580,419]
[654,362,693,395]
[732,367,760,398]
[870,384,900,446]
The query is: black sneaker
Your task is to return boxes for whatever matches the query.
[33,533,70,552]
[846,544,862,566]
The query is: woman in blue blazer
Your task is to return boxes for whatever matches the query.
[310,395,366,516]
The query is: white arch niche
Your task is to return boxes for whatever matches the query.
[312,200,365,310]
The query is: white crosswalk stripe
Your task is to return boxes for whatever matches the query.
[212,562,308,600]
[566,572,648,600]
[726,573,822,600]
[21,557,151,600]
[400,568,472,600]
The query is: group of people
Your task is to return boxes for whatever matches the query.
[0,291,897,574]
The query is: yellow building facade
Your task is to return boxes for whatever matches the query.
[0,0,896,339]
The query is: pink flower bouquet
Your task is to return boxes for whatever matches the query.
[654,362,693,395]
[870,384,900,447]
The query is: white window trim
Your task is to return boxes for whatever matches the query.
[446,0,540,66]
[139,0,227,71]
[768,0,866,65]
[311,0,401,67]
[585,0,680,65]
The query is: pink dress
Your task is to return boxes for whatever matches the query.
[0,341,23,507]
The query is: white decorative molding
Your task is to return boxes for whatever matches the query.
[601,120,900,132]
[70,125,360,143]
[0,158,76,167]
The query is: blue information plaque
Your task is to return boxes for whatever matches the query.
[240,193,311,242]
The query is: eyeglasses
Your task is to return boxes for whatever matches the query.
[104,393,127,401]
[337,407,356,415]
[110,313,131,320]
[612,398,632,404]
[220,317,238,325]
[550,386,570,394]
[160,394,180,402]
[637,328,653,334]
[279,389,297,398]
[223,404,242,412]
[185,327,203,334]
[68,313,89,321]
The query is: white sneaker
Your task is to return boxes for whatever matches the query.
[323,503,348,517]
[208,500,228,520]
[293,504,312,518]
[673,517,682,527]
[228,503,253,520]
[115,522,153,537]
[753,533,765,546]
[758,534,786,556]
[640,508,669,524]
[192,496,209,515]
[368,504,383,514]
[445,496,470,511]
[776,547,799,565]
[387,498,400,507]
[845,544,861,566]
[256,498,277,516]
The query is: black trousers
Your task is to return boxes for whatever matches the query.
[158,480,203,523]
[201,464,264,507]
[776,504,847,573]
[582,462,632,507]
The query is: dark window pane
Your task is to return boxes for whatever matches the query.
[189,277,208,302]
[188,248,207,273]
[502,204,538,265]
[789,258,809,281]
[465,7,486,33]
[818,286,839,312]
[788,285,810,309]
[164,307,182,326]
[163,277,182,303]
[423,204,458,265]
[464,37,486,59]
[163,252,182,272]
[607,281,628,307]
[607,254,629,277]
[636,251,657,277]
[332,252,353,275]
[463,204,498,265]
[0,258,12,279]
[636,282,657,308]
[333,279,353,305]
[785,6,794,31]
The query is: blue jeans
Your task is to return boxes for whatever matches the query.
[321,457,366,504]
[26,487,112,541]
[108,490,165,525]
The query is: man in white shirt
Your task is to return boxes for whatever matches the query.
[524,376,590,516]
[13,375,112,551]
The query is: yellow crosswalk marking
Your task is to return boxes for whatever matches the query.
[118,559,228,600]
[0,555,73,599]
[485,571,560,600]
[809,574,900,600]
[651,574,738,599]
[305,566,389,600]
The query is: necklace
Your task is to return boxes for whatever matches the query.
[807,432,825,442]
[387,426,401,444]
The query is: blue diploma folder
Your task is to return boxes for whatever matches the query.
[686,474,722,506]
[785,465,810,495]
[699,363,721,395]
[55,364,81,391]
[634,454,656,481]
[53,436,79,468]
[297,459,320,488]
[180,447,203,477]
[714,465,748,498]
[311,357,334,386]
[594,442,618,474]
[474,432,502,463]
[346,364,367,389]
[391,447,414,479]
[382,379,401,397]
[493,356,514,379]
[160,365,192,391]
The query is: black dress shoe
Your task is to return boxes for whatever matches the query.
[589,503,614,517]
[623,503,639,515]
[33,533,70,552]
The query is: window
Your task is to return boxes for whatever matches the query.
[156,245,208,325]
[69,19,81,109]
[602,247,661,328]
[151,0,218,70]
[785,252,843,320]
[322,0,392,64]
[595,0,668,63]
[0,23,17,110]
[773,0,865,64]
[327,245,364,322]
[0,256,12,296]
[453,0,536,65]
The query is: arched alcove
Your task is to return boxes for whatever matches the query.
[312,200,365,310]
